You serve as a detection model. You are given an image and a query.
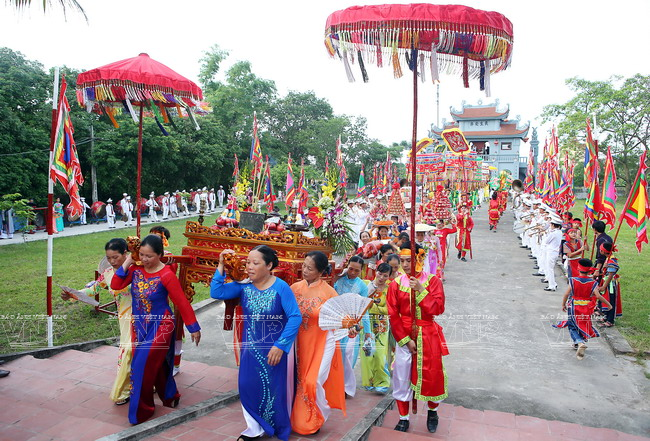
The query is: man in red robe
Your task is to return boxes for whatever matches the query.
[455,205,474,261]
[387,247,449,433]
[433,219,457,278]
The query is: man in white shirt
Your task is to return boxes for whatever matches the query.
[180,190,190,216]
[169,191,179,218]
[193,189,202,214]
[105,198,116,228]
[146,193,159,222]
[542,218,564,291]
[161,192,170,219]
[79,197,91,225]
[208,188,216,212]
[123,196,134,227]
[217,185,226,208]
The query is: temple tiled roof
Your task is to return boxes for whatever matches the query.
[450,105,509,120]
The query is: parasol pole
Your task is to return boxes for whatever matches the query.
[136,104,144,237]
[409,59,419,416]
[46,67,60,348]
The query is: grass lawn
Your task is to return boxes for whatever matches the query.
[0,214,221,354]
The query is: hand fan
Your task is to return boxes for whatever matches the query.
[319,293,373,341]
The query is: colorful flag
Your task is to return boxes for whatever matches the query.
[584,175,602,221]
[264,156,275,212]
[285,154,295,208]
[339,164,347,188]
[357,165,366,197]
[584,119,599,188]
[50,78,84,218]
[336,135,343,167]
[325,156,329,176]
[250,112,263,178]
[621,151,649,252]
[297,159,309,213]
[600,146,617,229]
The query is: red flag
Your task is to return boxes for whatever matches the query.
[285,154,295,208]
[264,156,275,212]
[232,154,239,180]
[325,156,329,176]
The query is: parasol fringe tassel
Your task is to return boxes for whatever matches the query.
[479,61,485,91]
[430,44,440,83]
[124,98,139,123]
[392,49,403,79]
[484,60,492,97]
[342,49,356,82]
[419,53,426,83]
[154,116,169,136]
[187,108,201,131]
[358,50,369,83]
[462,55,469,88]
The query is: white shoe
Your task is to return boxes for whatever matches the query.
[173,366,180,376]
[576,343,587,360]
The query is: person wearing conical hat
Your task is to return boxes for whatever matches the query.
[387,244,448,433]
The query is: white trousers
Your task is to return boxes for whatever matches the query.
[392,344,413,404]
[149,207,159,221]
[162,205,169,219]
[316,332,336,422]
[125,212,133,226]
[218,196,224,207]
[544,250,558,289]
[107,215,115,228]
[342,335,358,397]
[537,244,547,275]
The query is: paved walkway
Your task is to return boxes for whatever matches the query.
[436,206,650,437]
[0,211,213,246]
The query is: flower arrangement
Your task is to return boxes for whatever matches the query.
[307,170,356,255]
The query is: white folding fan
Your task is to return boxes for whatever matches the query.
[319,293,374,341]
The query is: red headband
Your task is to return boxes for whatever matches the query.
[599,243,617,255]
[577,264,595,273]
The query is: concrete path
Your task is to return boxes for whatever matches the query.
[0,211,211,246]
[439,206,650,437]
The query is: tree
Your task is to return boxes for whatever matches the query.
[0,48,51,202]
[8,0,87,21]
[541,75,650,189]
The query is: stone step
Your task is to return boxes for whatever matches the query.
[0,345,238,441]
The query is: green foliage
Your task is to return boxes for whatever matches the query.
[0,46,404,209]
[541,75,650,190]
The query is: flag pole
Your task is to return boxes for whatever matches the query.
[46,67,60,347]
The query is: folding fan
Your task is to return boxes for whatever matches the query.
[319,293,374,341]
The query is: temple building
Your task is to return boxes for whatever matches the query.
[429,100,532,180]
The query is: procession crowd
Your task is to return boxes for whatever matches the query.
[52,183,623,440]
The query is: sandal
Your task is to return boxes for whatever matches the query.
[601,322,614,327]
[115,397,130,406]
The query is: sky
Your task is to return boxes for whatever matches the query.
[1,0,649,153]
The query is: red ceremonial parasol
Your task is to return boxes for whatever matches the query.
[324,3,513,411]
[76,53,204,237]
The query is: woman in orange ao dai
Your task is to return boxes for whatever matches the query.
[290,251,346,435]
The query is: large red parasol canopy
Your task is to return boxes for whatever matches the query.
[76,53,204,237]
[76,53,202,105]
[325,3,513,89]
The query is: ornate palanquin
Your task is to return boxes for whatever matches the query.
[178,221,334,301]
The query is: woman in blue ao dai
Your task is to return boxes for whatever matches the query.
[333,255,371,397]
[111,235,201,424]
[210,245,301,441]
